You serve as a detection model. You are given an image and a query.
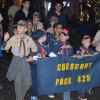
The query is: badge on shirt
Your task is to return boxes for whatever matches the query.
[13,47,19,53]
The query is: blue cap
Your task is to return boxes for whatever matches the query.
[35,29,46,39]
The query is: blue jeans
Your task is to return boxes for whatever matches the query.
[63,92,70,100]
[78,90,86,97]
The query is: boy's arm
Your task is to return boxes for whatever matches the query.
[29,38,37,54]
[26,38,38,62]
[92,40,100,47]
[2,32,11,50]
[92,31,100,47]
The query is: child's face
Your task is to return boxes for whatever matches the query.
[33,16,40,23]
[42,35,47,42]
[60,34,69,42]
[82,39,91,48]
[50,21,56,27]
[39,35,47,43]
[17,25,27,34]
[27,21,32,31]
[54,25,62,34]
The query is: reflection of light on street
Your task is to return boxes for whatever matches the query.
[48,2,51,11]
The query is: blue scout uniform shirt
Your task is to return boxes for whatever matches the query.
[53,40,73,56]
[46,32,59,52]
[35,41,51,58]
[76,46,94,55]
[0,35,2,57]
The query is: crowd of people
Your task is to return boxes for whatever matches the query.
[0,0,100,100]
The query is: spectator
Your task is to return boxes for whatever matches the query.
[47,1,67,28]
[47,16,58,35]
[26,19,33,36]
[47,23,62,52]
[8,0,19,18]
[0,13,3,35]
[8,15,14,37]
[14,0,33,24]
[32,12,43,33]
[92,30,100,53]
[0,13,3,90]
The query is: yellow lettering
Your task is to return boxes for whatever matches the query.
[67,77,72,84]
[89,62,93,68]
[60,78,63,85]
[75,64,79,70]
[80,64,84,70]
[57,64,61,71]
[87,75,91,82]
[56,79,59,86]
[84,63,89,69]
[66,63,69,70]
[62,64,65,71]
[70,63,74,70]
[64,78,68,85]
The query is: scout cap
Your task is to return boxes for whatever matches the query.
[50,16,58,23]
[33,12,41,18]
[60,29,69,36]
[35,29,46,39]
[17,20,27,27]
[82,35,90,40]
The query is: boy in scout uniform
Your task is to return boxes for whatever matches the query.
[32,12,43,33]
[34,29,51,58]
[2,20,37,100]
[47,22,62,52]
[76,35,94,100]
[76,35,94,56]
[54,29,73,100]
[53,29,73,57]
[31,29,56,59]
[27,29,57,99]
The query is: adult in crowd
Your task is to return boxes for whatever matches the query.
[0,13,3,90]
[8,0,19,18]
[92,30,100,53]
[1,3,9,32]
[46,1,67,28]
[14,0,33,24]
[0,13,3,35]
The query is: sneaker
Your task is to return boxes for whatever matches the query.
[87,89,93,95]
[78,96,87,100]
[48,94,55,98]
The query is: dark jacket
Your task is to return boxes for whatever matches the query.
[47,11,67,28]
[14,9,33,24]
[0,35,2,57]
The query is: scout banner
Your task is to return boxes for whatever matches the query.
[30,54,100,96]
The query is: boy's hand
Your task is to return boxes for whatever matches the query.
[4,32,10,41]
[26,56,38,62]
[61,45,71,49]
[13,28,17,35]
